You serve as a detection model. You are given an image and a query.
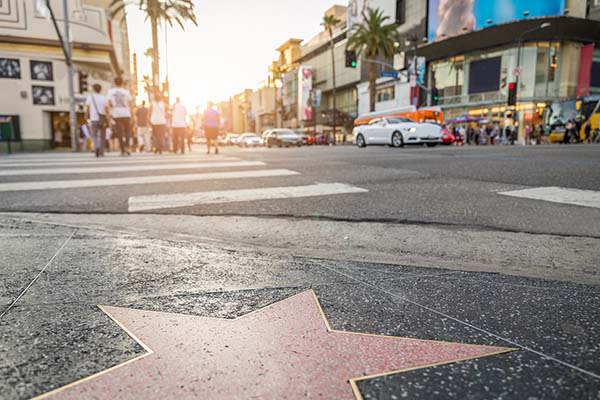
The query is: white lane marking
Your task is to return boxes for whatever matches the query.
[0,161,265,176]
[499,186,600,209]
[128,183,368,212]
[0,169,299,192]
[0,156,240,167]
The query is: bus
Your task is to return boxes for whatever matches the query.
[544,96,600,142]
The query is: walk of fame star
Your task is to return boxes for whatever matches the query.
[36,291,513,399]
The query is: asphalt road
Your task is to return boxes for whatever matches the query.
[0,144,599,237]
[1,144,599,399]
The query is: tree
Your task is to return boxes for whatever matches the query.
[322,14,341,144]
[347,8,398,112]
[110,0,197,89]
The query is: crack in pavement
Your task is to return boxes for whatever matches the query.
[3,211,599,240]
[0,229,77,320]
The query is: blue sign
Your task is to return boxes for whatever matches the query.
[428,0,565,42]
[380,71,399,79]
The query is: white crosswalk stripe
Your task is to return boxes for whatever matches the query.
[0,156,240,167]
[0,153,368,211]
[128,183,368,212]
[498,187,600,209]
[0,161,265,176]
[0,169,299,192]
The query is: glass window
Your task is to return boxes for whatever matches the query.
[430,56,464,98]
[0,58,21,79]
[376,86,395,103]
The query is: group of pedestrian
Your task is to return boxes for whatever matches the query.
[84,77,222,157]
[83,77,135,157]
[445,122,554,146]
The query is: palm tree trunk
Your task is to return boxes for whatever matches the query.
[150,13,160,91]
[368,62,377,112]
[330,35,336,145]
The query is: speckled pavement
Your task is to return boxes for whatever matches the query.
[1,216,599,399]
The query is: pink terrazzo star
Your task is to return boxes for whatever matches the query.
[39,291,512,400]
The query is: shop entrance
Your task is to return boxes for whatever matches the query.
[50,112,85,149]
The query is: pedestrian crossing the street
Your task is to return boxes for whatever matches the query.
[0,152,368,212]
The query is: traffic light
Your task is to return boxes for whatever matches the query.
[345,50,357,68]
[507,82,517,106]
[431,87,439,105]
[162,81,169,98]
[78,72,89,93]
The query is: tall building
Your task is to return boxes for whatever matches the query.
[0,0,130,151]
[351,0,428,114]
[294,4,361,134]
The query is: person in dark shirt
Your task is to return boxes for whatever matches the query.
[203,101,221,155]
[136,101,151,152]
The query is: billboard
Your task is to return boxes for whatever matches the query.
[298,66,313,121]
[428,0,565,42]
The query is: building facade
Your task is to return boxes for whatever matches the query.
[293,5,362,135]
[0,0,130,151]
[417,0,600,140]
[352,0,427,114]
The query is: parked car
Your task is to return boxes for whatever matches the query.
[353,117,442,148]
[295,131,310,145]
[264,129,302,147]
[441,129,456,145]
[237,133,263,147]
[225,133,240,146]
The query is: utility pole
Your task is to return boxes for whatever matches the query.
[45,0,77,151]
[62,0,78,152]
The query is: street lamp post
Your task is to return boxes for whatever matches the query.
[513,22,551,144]
[515,23,551,105]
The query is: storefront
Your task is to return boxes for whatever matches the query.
[418,14,600,142]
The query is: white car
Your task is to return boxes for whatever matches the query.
[353,117,442,148]
[237,133,263,147]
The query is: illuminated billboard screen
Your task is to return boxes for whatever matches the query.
[428,0,565,42]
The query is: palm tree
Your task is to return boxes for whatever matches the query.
[322,14,341,145]
[347,8,398,112]
[110,0,197,89]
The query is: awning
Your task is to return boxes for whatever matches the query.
[417,16,600,62]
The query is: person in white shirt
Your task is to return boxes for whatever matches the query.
[171,97,188,154]
[149,92,167,154]
[84,84,108,157]
[107,76,133,156]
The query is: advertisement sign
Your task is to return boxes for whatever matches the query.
[408,57,426,87]
[428,0,565,42]
[347,0,371,28]
[298,66,313,121]
[313,89,322,108]
[576,44,595,97]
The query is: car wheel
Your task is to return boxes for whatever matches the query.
[426,143,438,148]
[356,134,366,148]
[391,131,404,148]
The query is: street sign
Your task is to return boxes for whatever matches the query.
[381,71,399,79]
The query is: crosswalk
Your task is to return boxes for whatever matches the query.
[498,187,600,209]
[0,152,368,212]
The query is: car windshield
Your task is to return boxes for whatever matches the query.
[277,130,297,136]
[386,118,413,124]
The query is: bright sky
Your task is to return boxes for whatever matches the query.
[126,0,340,108]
